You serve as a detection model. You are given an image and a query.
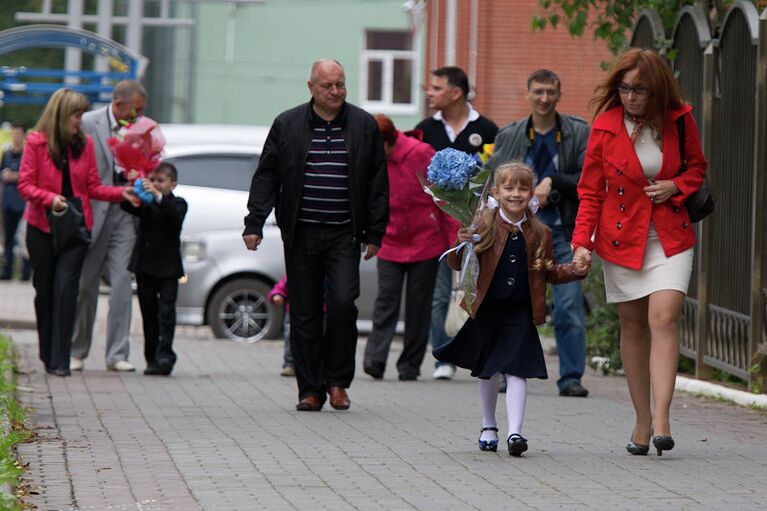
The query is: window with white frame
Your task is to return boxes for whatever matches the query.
[361,30,418,114]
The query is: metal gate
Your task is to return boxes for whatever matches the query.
[631,1,767,386]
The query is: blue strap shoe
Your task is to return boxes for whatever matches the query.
[478,427,499,452]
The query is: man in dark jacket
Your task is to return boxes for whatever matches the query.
[243,59,389,412]
[487,69,590,398]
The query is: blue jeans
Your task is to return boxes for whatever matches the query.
[550,225,586,390]
[429,261,454,368]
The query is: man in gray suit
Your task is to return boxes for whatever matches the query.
[71,80,147,372]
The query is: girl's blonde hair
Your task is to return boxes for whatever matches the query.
[34,88,89,168]
[474,162,553,270]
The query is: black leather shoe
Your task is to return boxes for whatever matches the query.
[626,430,650,455]
[652,435,675,456]
[398,373,417,381]
[46,367,71,377]
[363,361,384,380]
[144,365,172,376]
[559,381,589,397]
[507,434,528,457]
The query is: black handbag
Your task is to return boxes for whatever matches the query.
[676,116,714,223]
[46,156,91,253]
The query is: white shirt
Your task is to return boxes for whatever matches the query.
[500,209,526,231]
[432,103,480,143]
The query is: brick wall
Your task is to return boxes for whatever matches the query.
[424,0,613,127]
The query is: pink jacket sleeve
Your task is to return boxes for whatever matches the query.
[268,275,289,303]
[17,141,58,208]
[82,141,125,202]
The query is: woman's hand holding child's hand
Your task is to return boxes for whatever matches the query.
[572,247,592,276]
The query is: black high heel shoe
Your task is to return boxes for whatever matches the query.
[652,435,675,456]
[626,430,650,456]
[478,427,499,452]
[507,434,528,457]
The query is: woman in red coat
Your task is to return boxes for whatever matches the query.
[572,49,706,456]
[362,114,451,381]
[18,88,132,376]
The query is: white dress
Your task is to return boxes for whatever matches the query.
[602,120,694,303]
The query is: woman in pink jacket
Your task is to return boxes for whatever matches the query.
[18,88,133,376]
[363,114,452,381]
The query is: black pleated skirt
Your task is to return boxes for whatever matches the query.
[433,297,548,380]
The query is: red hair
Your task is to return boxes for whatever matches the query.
[374,114,398,146]
[591,48,686,129]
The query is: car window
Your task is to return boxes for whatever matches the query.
[165,154,259,191]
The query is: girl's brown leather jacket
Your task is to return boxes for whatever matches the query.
[447,214,584,325]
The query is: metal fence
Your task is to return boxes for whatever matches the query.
[630,1,767,388]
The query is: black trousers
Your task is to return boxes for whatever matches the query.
[285,224,360,402]
[363,257,439,377]
[136,274,178,370]
[26,225,88,371]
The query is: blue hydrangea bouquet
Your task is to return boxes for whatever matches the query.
[420,147,493,311]
[421,147,490,226]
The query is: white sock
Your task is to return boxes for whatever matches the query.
[505,374,527,438]
[478,373,499,441]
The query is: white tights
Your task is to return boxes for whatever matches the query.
[478,373,528,442]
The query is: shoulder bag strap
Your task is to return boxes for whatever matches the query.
[676,115,687,174]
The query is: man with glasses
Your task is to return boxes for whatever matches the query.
[487,69,591,397]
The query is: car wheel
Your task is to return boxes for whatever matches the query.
[207,278,282,342]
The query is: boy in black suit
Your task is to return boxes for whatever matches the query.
[123,162,187,375]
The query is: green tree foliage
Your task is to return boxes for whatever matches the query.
[532,0,708,55]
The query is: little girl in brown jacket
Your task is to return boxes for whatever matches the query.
[434,162,589,456]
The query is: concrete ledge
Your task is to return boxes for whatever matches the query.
[0,319,36,331]
[676,375,767,408]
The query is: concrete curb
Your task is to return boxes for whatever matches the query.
[676,375,767,408]
[0,319,36,331]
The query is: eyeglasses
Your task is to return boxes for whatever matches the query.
[617,84,650,96]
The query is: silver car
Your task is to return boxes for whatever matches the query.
[162,125,383,342]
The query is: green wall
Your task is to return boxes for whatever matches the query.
[192,0,424,130]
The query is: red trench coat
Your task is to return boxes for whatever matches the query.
[571,105,707,270]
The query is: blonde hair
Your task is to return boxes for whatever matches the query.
[34,88,89,168]
[475,162,553,270]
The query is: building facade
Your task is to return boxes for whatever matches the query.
[191,0,425,129]
[424,0,612,126]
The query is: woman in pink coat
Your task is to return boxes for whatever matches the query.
[363,114,452,380]
[18,88,133,376]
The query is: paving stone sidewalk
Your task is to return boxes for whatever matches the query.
[7,323,767,511]
[3,281,767,510]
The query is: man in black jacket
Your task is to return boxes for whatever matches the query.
[243,59,389,412]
